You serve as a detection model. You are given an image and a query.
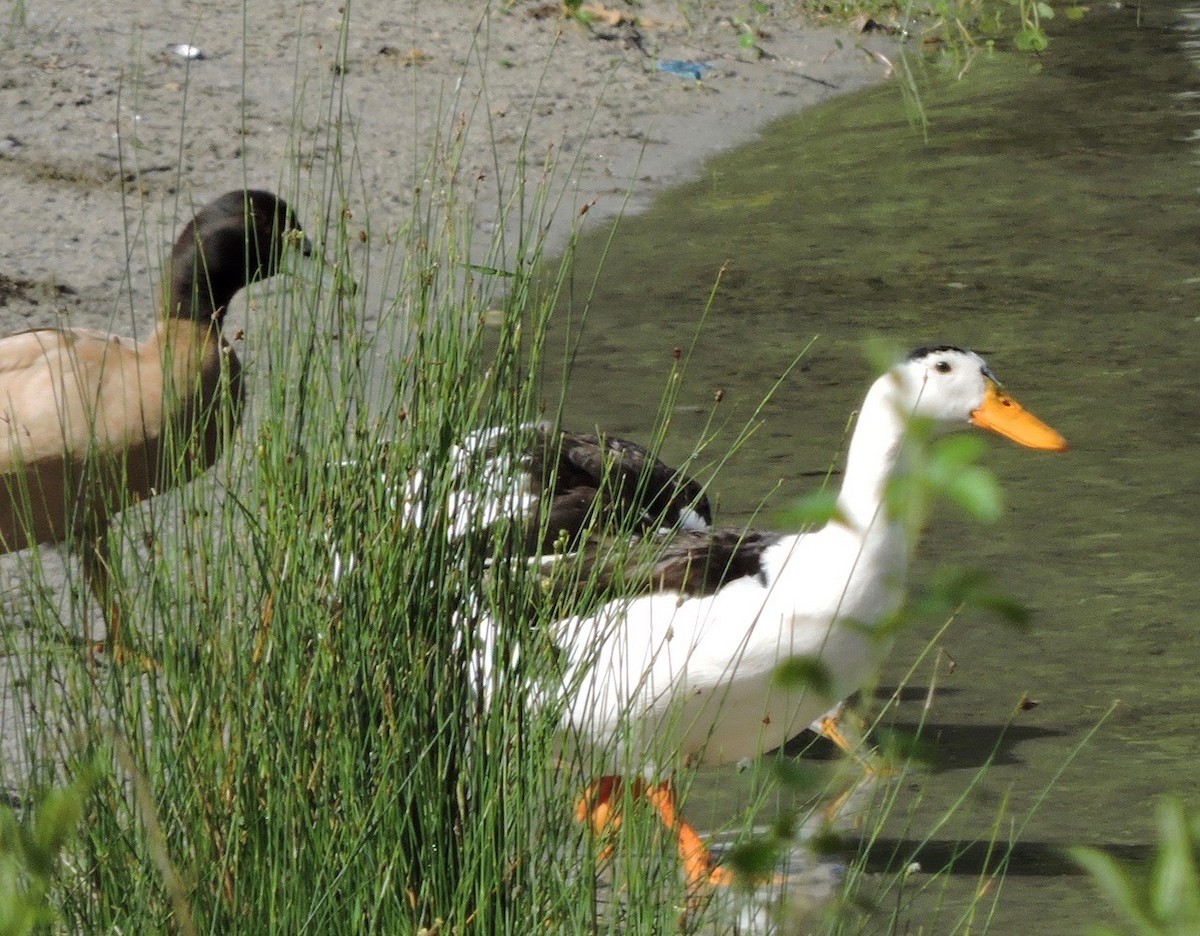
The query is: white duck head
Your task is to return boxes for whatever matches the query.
[838,346,1068,532]
[886,345,1069,448]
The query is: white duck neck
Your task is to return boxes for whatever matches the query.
[835,372,913,538]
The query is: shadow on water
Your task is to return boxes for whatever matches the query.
[777,714,1063,773]
[887,720,1068,773]
[860,838,1154,877]
[539,0,1200,931]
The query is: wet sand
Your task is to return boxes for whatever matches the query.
[0,0,895,329]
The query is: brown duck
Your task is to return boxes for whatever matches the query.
[0,190,308,655]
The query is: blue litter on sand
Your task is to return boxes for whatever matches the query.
[656,59,713,81]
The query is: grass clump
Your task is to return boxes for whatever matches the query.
[0,96,723,932]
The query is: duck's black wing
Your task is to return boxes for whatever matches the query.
[542,527,783,614]
[317,423,711,563]
[626,528,782,597]
[522,427,711,553]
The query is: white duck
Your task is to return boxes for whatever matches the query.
[0,190,308,657]
[490,346,1068,890]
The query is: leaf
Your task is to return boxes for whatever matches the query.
[726,838,784,880]
[777,489,844,529]
[944,466,1003,522]
[1034,2,1055,17]
[1064,5,1089,20]
[973,590,1032,628]
[1014,25,1050,53]
[884,472,926,525]
[0,783,85,936]
[768,813,798,843]
[915,435,1004,522]
[916,565,989,613]
[1070,846,1158,931]
[911,566,1030,628]
[1150,798,1200,924]
[931,433,988,468]
[772,757,822,792]
[773,656,833,696]
[809,828,847,857]
[31,787,83,861]
[875,728,939,768]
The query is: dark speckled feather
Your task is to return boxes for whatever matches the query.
[544,527,783,614]
[633,528,783,595]
[522,426,711,554]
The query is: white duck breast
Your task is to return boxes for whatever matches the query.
[499,346,1068,890]
[557,521,895,769]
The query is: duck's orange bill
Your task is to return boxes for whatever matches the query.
[970,381,1069,452]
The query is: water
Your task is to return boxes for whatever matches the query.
[543,3,1200,932]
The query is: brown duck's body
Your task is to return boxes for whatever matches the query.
[0,319,240,545]
[0,190,306,652]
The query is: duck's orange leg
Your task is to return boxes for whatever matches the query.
[576,776,734,889]
[575,775,625,832]
[815,704,872,766]
[815,705,891,824]
[642,780,735,889]
[575,775,628,863]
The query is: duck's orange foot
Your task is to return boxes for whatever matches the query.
[575,776,627,833]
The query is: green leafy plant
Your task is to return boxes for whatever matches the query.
[1011,0,1053,53]
[1073,798,1200,936]
[0,781,86,936]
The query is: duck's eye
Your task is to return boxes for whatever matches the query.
[934,360,952,374]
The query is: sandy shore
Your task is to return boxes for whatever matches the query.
[0,0,896,331]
